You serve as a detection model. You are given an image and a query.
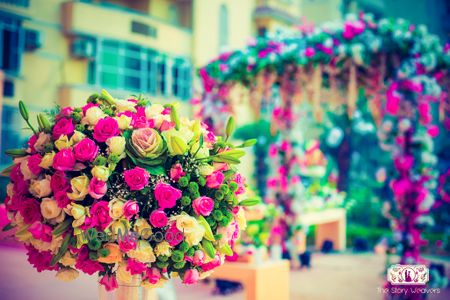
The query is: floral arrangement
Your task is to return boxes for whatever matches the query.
[2,90,258,291]
[196,13,449,273]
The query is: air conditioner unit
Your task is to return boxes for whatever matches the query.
[71,38,95,59]
[24,29,42,51]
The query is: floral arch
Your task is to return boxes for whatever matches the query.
[195,13,450,266]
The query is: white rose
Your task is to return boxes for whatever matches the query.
[82,106,106,126]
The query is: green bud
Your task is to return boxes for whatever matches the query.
[173,261,186,269]
[73,107,83,113]
[72,113,82,123]
[186,247,195,257]
[108,154,120,164]
[38,113,52,132]
[190,191,200,199]
[89,251,99,261]
[44,143,54,153]
[100,89,116,106]
[198,176,206,186]
[207,217,216,228]
[225,116,235,141]
[219,184,229,194]
[75,124,86,132]
[214,201,220,209]
[87,93,100,103]
[179,242,189,252]
[93,156,107,166]
[219,218,229,227]
[171,250,184,262]
[88,238,101,250]
[181,196,191,206]
[170,105,180,130]
[179,177,189,187]
[215,190,224,200]
[158,255,169,262]
[98,248,110,258]
[188,182,199,193]
[103,107,113,116]
[156,261,169,269]
[19,100,29,121]
[212,210,223,221]
[229,182,238,192]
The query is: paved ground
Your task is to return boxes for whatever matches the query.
[0,244,448,300]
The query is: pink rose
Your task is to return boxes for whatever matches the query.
[123,200,139,219]
[170,163,185,181]
[90,201,112,231]
[427,125,439,138]
[418,102,432,125]
[149,210,168,228]
[192,196,214,216]
[394,155,414,172]
[206,171,224,189]
[75,247,104,275]
[74,138,99,162]
[132,107,152,128]
[200,254,222,272]
[52,117,75,139]
[159,120,175,131]
[145,267,161,284]
[93,117,119,142]
[118,234,137,252]
[99,275,118,291]
[19,198,41,224]
[233,173,246,195]
[51,171,69,191]
[55,190,71,208]
[154,183,182,209]
[304,47,316,57]
[28,154,42,175]
[124,167,149,191]
[166,223,183,246]
[182,269,199,285]
[26,245,59,272]
[88,177,107,199]
[28,222,52,242]
[386,84,400,115]
[53,149,76,171]
[28,135,38,152]
[127,259,147,275]
[55,107,74,120]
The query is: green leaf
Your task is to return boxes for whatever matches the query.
[144,165,165,175]
[170,105,180,130]
[219,244,233,256]
[239,197,261,207]
[50,234,71,266]
[238,139,257,148]
[198,216,215,242]
[1,164,15,176]
[225,116,235,141]
[201,239,216,259]
[2,223,15,232]
[52,219,72,237]
[5,149,27,157]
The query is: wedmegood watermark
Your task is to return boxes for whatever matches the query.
[387,264,429,285]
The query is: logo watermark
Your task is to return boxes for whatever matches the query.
[387,264,429,285]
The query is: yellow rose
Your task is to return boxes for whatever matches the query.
[110,219,130,235]
[128,240,156,263]
[133,219,152,239]
[49,210,66,224]
[184,225,205,246]
[172,214,199,233]
[33,133,51,152]
[154,241,172,257]
[56,268,79,282]
[109,198,124,219]
[55,135,73,150]
[15,224,32,243]
[67,175,89,200]
[161,128,194,156]
[198,165,214,176]
[98,243,123,264]
[116,263,133,284]
[235,207,247,231]
[144,104,165,126]
[114,115,132,130]
[60,251,76,267]
[29,176,52,198]
[70,204,86,228]
[115,99,137,112]
[39,151,55,169]
[31,235,63,253]
[106,136,126,156]
[82,106,106,126]
[40,197,62,219]
[91,166,110,181]
[70,131,86,144]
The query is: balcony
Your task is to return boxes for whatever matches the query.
[61,1,192,57]
[254,0,301,26]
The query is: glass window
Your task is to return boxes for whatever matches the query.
[0,17,23,75]
[0,105,26,165]
[88,39,190,99]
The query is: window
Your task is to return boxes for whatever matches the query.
[0,105,26,165]
[172,59,192,100]
[219,4,228,51]
[0,0,29,7]
[0,16,24,75]
[89,39,192,99]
